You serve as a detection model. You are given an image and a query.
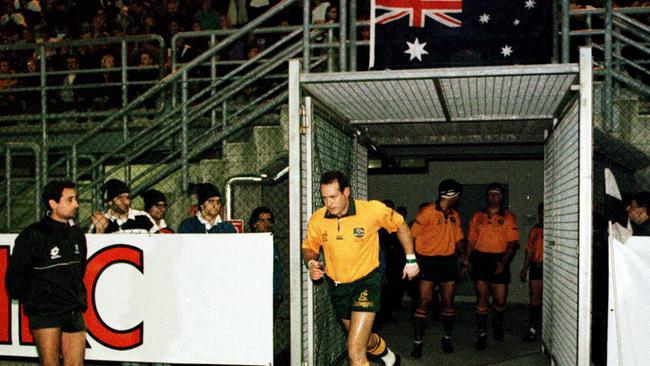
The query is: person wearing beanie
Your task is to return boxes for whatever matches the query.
[468,183,520,351]
[90,178,154,233]
[142,189,173,233]
[177,183,237,233]
[409,179,465,357]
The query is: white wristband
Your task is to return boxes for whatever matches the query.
[406,254,416,260]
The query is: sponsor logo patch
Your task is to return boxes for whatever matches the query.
[353,227,365,238]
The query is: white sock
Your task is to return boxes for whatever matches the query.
[529,328,537,334]
[381,347,396,366]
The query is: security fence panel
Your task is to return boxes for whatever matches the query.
[308,102,359,366]
[543,48,593,366]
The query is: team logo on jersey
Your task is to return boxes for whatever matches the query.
[437,218,443,225]
[498,219,505,225]
[353,228,365,238]
[322,232,329,242]
[50,246,61,260]
[353,289,374,308]
[450,216,456,223]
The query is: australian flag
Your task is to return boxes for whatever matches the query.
[370,0,553,70]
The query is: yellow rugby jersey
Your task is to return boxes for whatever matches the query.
[411,203,464,256]
[302,199,404,283]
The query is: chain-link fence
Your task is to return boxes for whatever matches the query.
[306,107,358,366]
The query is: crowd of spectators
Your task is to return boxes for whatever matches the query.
[0,0,647,116]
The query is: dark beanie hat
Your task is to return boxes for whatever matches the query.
[142,189,166,212]
[103,179,129,201]
[196,183,221,206]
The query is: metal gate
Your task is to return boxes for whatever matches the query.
[542,48,593,366]
[289,60,369,366]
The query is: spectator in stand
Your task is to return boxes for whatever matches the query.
[130,50,158,107]
[142,189,173,233]
[91,178,154,234]
[177,183,237,233]
[19,55,40,114]
[56,54,90,112]
[0,57,18,114]
[195,0,219,30]
[94,53,121,110]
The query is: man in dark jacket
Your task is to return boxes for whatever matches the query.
[178,183,237,233]
[6,180,88,366]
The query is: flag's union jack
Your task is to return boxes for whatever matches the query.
[375,0,463,28]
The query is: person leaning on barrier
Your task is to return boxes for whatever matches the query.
[410,179,465,357]
[302,171,419,366]
[249,206,283,311]
[142,189,173,233]
[6,180,88,366]
[90,178,154,233]
[626,191,650,236]
[467,183,520,351]
[177,183,237,233]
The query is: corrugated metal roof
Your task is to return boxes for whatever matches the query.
[301,64,579,145]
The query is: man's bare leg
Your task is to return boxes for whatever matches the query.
[33,328,62,366]
[61,331,86,366]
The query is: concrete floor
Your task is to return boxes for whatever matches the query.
[372,302,550,366]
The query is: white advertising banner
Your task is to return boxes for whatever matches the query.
[0,233,274,365]
[607,234,650,366]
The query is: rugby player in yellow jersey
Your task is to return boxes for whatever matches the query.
[303,171,420,366]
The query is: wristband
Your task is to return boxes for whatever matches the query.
[406,254,417,264]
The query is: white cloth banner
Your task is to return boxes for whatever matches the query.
[608,234,650,366]
[0,233,274,365]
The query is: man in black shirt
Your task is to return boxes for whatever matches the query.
[6,180,88,366]
[91,179,153,233]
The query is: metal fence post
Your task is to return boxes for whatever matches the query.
[303,0,311,71]
[604,0,614,132]
[561,0,570,63]
[181,71,189,192]
[339,0,347,71]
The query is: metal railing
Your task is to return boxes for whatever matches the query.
[42,0,337,227]
[561,2,650,133]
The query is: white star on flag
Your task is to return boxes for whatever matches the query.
[513,19,521,26]
[501,45,513,57]
[404,38,429,61]
[525,0,536,9]
[479,13,490,24]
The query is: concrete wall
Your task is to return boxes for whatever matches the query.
[368,159,544,304]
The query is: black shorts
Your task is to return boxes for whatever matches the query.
[328,268,382,320]
[529,262,543,281]
[470,251,511,284]
[29,311,86,332]
[417,254,459,283]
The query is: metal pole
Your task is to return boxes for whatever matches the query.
[211,34,217,127]
[287,59,303,366]
[339,0,347,71]
[552,0,559,63]
[605,0,614,131]
[561,0,570,63]
[349,0,357,71]
[327,28,335,72]
[303,0,311,71]
[577,45,594,366]
[181,71,189,192]
[6,148,12,230]
[121,39,129,141]
[39,45,48,186]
